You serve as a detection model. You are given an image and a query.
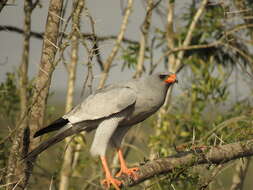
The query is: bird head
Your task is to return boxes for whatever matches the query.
[158,73,178,84]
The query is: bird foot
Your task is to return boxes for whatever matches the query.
[116,167,139,180]
[191,145,207,151]
[101,176,122,190]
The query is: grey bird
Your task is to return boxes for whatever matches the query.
[25,73,177,189]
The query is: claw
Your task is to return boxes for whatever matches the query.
[116,167,139,180]
[191,145,207,151]
[116,148,139,180]
[101,176,122,190]
[100,156,122,190]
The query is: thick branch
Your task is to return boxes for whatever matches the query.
[29,0,63,145]
[121,140,253,187]
[6,0,32,188]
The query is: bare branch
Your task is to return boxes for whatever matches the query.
[121,140,253,187]
[25,0,64,188]
[172,0,209,73]
[230,158,251,190]
[0,25,138,45]
[134,0,154,78]
[6,0,32,189]
[0,0,8,12]
[83,3,104,71]
[59,0,84,190]
[166,0,176,69]
[98,0,133,89]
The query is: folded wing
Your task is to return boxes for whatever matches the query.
[64,87,136,123]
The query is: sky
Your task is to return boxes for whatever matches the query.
[0,0,252,104]
[0,0,174,103]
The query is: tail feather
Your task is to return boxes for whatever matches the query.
[33,117,69,138]
[23,124,77,161]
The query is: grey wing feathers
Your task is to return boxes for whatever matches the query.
[64,87,136,123]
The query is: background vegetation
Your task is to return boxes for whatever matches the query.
[0,0,253,189]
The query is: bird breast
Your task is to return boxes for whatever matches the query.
[120,90,165,126]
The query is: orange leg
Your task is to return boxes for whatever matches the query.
[115,148,139,180]
[100,156,122,190]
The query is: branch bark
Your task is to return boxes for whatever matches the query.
[172,0,209,73]
[121,140,253,187]
[59,1,84,190]
[0,0,8,13]
[230,158,250,190]
[134,0,153,78]
[25,0,63,188]
[98,0,133,89]
[0,25,139,45]
[29,0,63,146]
[6,0,32,189]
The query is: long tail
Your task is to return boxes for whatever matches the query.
[33,117,69,138]
[23,124,80,161]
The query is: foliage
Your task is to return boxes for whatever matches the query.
[148,59,253,189]
[147,3,253,189]
[0,72,20,125]
[1,0,253,189]
[0,73,19,183]
[121,44,139,71]
[121,44,150,71]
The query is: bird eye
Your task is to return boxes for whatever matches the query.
[159,74,167,80]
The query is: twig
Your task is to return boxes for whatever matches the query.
[83,4,104,71]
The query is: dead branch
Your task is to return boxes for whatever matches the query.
[98,0,133,89]
[26,0,64,189]
[0,25,138,45]
[59,1,84,190]
[166,0,176,71]
[172,0,209,72]
[83,3,104,71]
[134,0,153,78]
[0,0,8,12]
[121,140,253,187]
[230,158,250,190]
[6,0,33,189]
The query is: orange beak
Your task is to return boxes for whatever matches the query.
[164,74,177,84]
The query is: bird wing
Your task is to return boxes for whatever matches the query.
[64,87,136,123]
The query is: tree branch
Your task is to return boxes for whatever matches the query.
[0,0,8,13]
[134,0,154,78]
[98,0,133,89]
[0,25,138,45]
[59,0,84,190]
[230,157,251,190]
[121,140,253,187]
[172,0,209,73]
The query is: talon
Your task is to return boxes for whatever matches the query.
[116,167,139,180]
[101,176,122,190]
[191,145,207,151]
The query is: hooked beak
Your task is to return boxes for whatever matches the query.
[164,74,177,84]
